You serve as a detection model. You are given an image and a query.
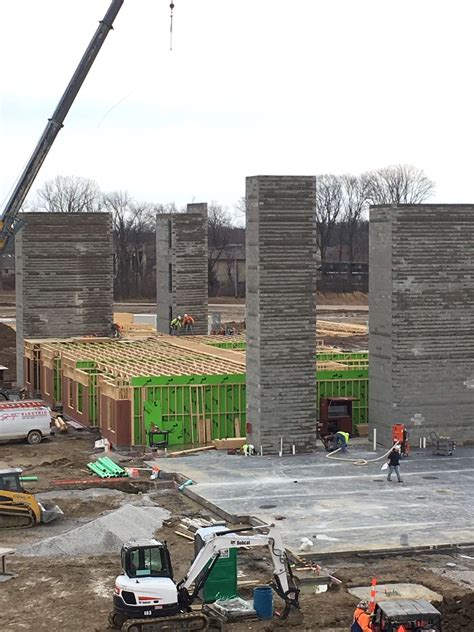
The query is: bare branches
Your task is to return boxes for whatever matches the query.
[34,175,102,213]
[340,174,370,263]
[315,174,343,263]
[364,164,435,205]
[207,203,235,294]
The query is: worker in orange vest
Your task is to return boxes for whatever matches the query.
[351,601,372,632]
[396,626,407,632]
[182,313,195,334]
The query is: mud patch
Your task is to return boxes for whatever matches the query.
[436,593,474,632]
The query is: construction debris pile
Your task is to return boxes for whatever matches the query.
[19,501,170,556]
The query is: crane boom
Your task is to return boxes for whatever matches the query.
[0,0,124,251]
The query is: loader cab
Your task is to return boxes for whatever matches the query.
[372,599,442,632]
[121,539,173,580]
[0,468,23,493]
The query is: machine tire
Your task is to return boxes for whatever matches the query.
[127,626,140,632]
[27,430,42,445]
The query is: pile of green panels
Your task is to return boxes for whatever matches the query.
[87,456,128,478]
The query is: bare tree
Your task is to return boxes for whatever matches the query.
[208,203,234,294]
[233,196,247,226]
[34,175,102,213]
[340,174,370,263]
[365,164,435,205]
[128,202,156,298]
[315,174,343,263]
[154,202,180,214]
[102,191,135,299]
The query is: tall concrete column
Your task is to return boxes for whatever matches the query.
[15,212,113,385]
[369,204,474,446]
[246,176,317,454]
[156,205,208,335]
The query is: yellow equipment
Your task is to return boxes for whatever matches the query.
[0,468,62,528]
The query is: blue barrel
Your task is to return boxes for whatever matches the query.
[253,585,273,619]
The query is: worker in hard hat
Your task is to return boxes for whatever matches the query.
[182,313,195,335]
[170,315,182,335]
[351,600,372,632]
[334,430,350,453]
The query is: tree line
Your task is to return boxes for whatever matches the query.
[315,164,434,264]
[28,175,239,299]
[20,164,434,298]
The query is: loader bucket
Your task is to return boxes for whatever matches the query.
[38,501,63,524]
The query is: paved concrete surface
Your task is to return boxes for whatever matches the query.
[152,446,474,556]
[348,583,442,602]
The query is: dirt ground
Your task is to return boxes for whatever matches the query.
[0,432,472,632]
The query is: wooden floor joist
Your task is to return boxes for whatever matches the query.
[27,328,367,389]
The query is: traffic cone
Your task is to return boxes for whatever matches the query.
[368,577,377,613]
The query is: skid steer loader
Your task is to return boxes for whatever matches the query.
[0,468,63,528]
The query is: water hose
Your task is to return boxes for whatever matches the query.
[325,441,400,466]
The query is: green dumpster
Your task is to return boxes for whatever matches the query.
[194,525,238,602]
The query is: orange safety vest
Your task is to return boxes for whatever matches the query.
[353,608,372,632]
[396,626,407,632]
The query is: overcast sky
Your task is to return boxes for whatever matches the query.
[1,0,474,217]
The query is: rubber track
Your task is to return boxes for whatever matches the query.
[121,612,209,632]
[0,506,35,528]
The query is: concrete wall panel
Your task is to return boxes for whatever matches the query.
[369,204,474,445]
[15,213,113,385]
[156,207,208,335]
[246,176,317,454]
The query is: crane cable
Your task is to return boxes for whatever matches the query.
[169,2,175,51]
[325,441,400,466]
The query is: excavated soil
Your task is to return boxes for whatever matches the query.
[0,321,16,381]
[437,593,474,632]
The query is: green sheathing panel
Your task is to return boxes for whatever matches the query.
[317,367,369,426]
[132,374,246,446]
[48,347,368,444]
[53,357,62,403]
[88,372,99,425]
[205,341,246,350]
[52,356,102,425]
[317,352,368,361]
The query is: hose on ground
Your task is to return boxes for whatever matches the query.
[325,441,400,466]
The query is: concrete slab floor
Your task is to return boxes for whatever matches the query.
[150,446,474,556]
[348,583,442,602]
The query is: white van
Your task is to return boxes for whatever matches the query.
[0,401,52,445]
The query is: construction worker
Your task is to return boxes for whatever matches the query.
[334,430,350,453]
[170,315,182,335]
[351,600,372,632]
[182,313,195,334]
[387,445,403,483]
[111,323,123,339]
